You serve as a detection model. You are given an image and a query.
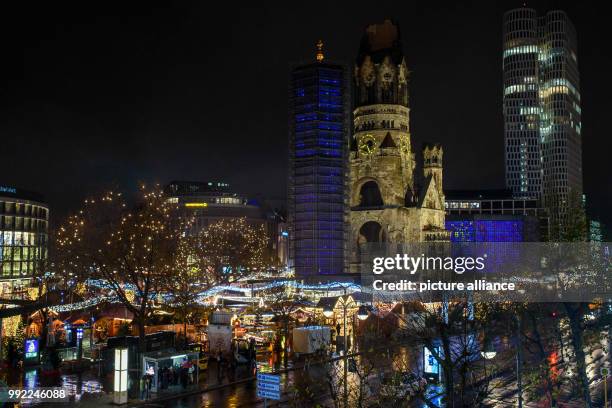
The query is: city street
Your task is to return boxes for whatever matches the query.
[1,1,609,407]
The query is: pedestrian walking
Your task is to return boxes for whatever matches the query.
[216,351,223,382]
[140,375,146,400]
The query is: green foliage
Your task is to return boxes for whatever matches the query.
[548,189,587,242]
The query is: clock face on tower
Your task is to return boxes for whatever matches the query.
[358,134,378,157]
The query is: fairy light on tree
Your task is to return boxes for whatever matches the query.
[193,217,269,279]
[163,236,203,349]
[162,216,269,347]
[258,284,309,359]
[56,186,270,354]
[55,185,190,352]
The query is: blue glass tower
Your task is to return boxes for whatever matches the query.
[288,42,348,276]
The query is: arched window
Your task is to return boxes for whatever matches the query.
[359,221,384,243]
[359,181,384,207]
[404,186,416,207]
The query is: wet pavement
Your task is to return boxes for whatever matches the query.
[0,345,425,407]
[0,364,108,405]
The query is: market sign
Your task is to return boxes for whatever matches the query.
[24,338,39,364]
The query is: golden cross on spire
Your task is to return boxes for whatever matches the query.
[316,40,324,62]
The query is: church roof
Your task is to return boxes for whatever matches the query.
[417,174,435,208]
[417,174,443,211]
[380,132,397,148]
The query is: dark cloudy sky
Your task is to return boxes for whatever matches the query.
[1,1,610,232]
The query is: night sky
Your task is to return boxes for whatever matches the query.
[1,1,610,234]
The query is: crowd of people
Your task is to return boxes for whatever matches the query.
[140,358,198,400]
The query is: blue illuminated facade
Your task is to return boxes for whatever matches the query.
[446,219,524,242]
[445,189,548,242]
[288,61,348,276]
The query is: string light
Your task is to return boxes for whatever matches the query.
[49,296,121,313]
[43,280,361,314]
[54,187,360,315]
[195,280,361,297]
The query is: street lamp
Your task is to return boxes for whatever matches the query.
[357,305,369,321]
[481,340,497,360]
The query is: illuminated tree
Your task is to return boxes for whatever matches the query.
[259,285,307,358]
[163,217,268,347]
[29,252,57,350]
[393,299,504,407]
[55,186,188,352]
[163,237,197,348]
[193,217,269,278]
[554,190,591,407]
[548,189,587,242]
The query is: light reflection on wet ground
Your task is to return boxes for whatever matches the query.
[1,365,107,405]
[0,346,422,407]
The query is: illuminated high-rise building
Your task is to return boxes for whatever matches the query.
[288,42,349,276]
[0,186,48,299]
[503,8,582,228]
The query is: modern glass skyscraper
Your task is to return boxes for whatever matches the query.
[503,8,582,225]
[0,187,48,299]
[288,43,349,276]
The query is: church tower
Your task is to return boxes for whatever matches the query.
[422,143,445,210]
[349,20,448,271]
[288,41,349,276]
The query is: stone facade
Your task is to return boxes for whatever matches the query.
[349,20,449,272]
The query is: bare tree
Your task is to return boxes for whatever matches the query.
[164,218,269,347]
[193,217,269,279]
[259,284,307,358]
[392,298,506,407]
[552,190,592,407]
[55,186,188,352]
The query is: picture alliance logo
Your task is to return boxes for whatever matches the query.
[372,254,487,275]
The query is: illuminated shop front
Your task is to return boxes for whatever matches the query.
[0,187,48,299]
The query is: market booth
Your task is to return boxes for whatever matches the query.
[141,350,200,392]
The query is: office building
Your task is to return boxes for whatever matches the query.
[503,8,582,228]
[445,189,548,242]
[288,41,349,276]
[0,186,49,298]
[164,181,286,267]
[165,181,263,228]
